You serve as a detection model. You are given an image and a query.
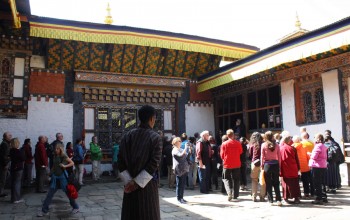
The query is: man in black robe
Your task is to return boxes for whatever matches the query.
[118,105,162,220]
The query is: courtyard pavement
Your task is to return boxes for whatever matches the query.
[0,176,349,220]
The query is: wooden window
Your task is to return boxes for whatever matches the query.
[216,94,244,133]
[86,106,169,149]
[246,85,281,130]
[295,75,325,125]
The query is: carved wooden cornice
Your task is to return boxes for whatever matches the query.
[75,70,187,88]
[275,51,350,81]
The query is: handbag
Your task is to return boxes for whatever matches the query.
[61,157,81,192]
[259,170,266,185]
[63,171,80,199]
[174,156,189,177]
[66,183,78,199]
[64,172,82,192]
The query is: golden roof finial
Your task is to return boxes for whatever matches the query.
[9,0,21,28]
[104,3,113,25]
[295,12,301,30]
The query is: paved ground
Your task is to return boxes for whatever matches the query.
[0,176,350,220]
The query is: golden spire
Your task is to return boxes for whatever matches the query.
[104,3,113,25]
[295,12,301,30]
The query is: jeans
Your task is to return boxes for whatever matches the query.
[264,163,281,203]
[250,163,266,199]
[198,165,211,193]
[222,168,240,198]
[301,171,314,196]
[36,167,47,192]
[23,163,33,187]
[187,163,196,188]
[75,164,84,184]
[312,167,327,201]
[176,174,186,200]
[92,160,101,180]
[0,165,8,194]
[42,186,79,213]
[11,170,23,202]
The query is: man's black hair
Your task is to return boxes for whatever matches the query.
[138,105,156,124]
[24,138,31,145]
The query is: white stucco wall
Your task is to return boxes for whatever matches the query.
[27,98,73,145]
[0,98,73,149]
[281,70,342,143]
[185,104,215,137]
[281,70,347,185]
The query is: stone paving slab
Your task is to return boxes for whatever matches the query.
[0,177,350,219]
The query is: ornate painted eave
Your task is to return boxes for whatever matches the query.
[75,70,187,88]
[198,16,350,92]
[28,17,259,59]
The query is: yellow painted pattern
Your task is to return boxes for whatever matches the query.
[30,22,258,59]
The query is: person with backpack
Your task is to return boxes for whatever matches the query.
[324,134,340,193]
[22,138,34,187]
[324,130,345,189]
[73,139,85,185]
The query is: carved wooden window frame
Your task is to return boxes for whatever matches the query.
[295,74,325,125]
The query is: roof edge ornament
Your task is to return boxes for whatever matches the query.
[295,12,301,30]
[9,0,21,28]
[104,3,113,25]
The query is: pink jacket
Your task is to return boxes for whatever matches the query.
[308,143,327,168]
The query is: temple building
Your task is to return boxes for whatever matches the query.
[198,16,350,185]
[0,0,258,171]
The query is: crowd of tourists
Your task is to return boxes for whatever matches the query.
[165,125,345,206]
[0,131,108,216]
[0,114,346,218]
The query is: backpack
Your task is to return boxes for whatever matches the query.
[327,143,337,163]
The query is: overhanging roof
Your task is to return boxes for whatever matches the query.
[198,16,350,92]
[29,17,259,59]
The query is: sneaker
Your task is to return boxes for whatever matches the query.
[276,201,282,206]
[177,199,186,204]
[13,199,25,204]
[71,209,79,214]
[231,197,239,202]
[37,211,49,217]
[260,197,266,202]
[228,195,232,201]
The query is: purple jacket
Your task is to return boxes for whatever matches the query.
[308,143,327,168]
